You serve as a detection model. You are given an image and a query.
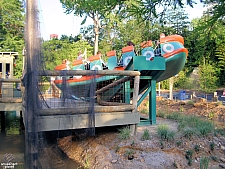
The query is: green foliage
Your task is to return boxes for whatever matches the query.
[183,128,197,139]
[186,100,194,105]
[166,112,183,121]
[118,126,131,140]
[199,156,209,169]
[157,111,166,118]
[157,124,175,141]
[199,64,218,92]
[178,115,214,137]
[194,144,200,153]
[42,38,93,70]
[0,0,25,78]
[185,149,193,166]
[141,129,150,140]
[83,155,91,169]
[125,149,134,157]
[174,70,193,89]
[209,142,215,151]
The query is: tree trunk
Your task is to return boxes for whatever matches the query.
[93,14,100,55]
[169,77,174,100]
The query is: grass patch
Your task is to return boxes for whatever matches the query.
[118,127,131,140]
[183,127,197,139]
[157,110,166,118]
[186,100,194,105]
[215,128,225,137]
[177,115,214,138]
[166,112,184,122]
[141,129,151,140]
[157,124,175,141]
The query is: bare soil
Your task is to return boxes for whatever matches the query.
[58,97,225,169]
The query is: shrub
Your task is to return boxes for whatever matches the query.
[141,129,150,140]
[186,100,194,105]
[118,127,131,140]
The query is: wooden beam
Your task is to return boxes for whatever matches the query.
[39,105,134,116]
[0,78,21,82]
[0,98,22,103]
[96,76,131,94]
[39,70,140,76]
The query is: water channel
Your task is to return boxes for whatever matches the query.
[0,111,80,169]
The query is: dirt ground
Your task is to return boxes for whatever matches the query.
[58,97,225,169]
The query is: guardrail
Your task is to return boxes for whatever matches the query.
[0,78,22,103]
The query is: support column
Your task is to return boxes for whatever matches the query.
[149,80,156,124]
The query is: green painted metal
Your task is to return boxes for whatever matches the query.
[133,56,165,71]
[149,79,156,124]
[137,82,151,107]
[108,56,117,70]
[124,81,130,103]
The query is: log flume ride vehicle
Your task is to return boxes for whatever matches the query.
[54,34,188,100]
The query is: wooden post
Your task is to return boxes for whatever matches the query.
[0,111,5,132]
[130,75,140,135]
[25,0,39,168]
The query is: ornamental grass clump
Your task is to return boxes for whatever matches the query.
[141,129,151,140]
[157,124,175,141]
[118,126,131,140]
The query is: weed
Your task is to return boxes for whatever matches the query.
[210,155,219,162]
[208,111,215,120]
[176,140,182,147]
[157,124,175,141]
[157,111,166,118]
[141,129,150,140]
[131,140,135,146]
[83,155,91,169]
[187,100,194,105]
[125,149,135,160]
[199,156,209,169]
[173,160,178,168]
[118,126,131,140]
[180,105,184,112]
[186,149,193,166]
[209,142,215,151]
[187,158,192,166]
[216,101,222,106]
[160,140,164,149]
[194,144,200,153]
[185,150,193,160]
[115,145,120,152]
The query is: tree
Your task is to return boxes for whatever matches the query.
[0,0,25,78]
[59,0,121,54]
[198,64,218,92]
[42,36,93,70]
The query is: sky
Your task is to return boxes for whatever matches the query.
[38,0,206,40]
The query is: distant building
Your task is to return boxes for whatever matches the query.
[50,34,58,39]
